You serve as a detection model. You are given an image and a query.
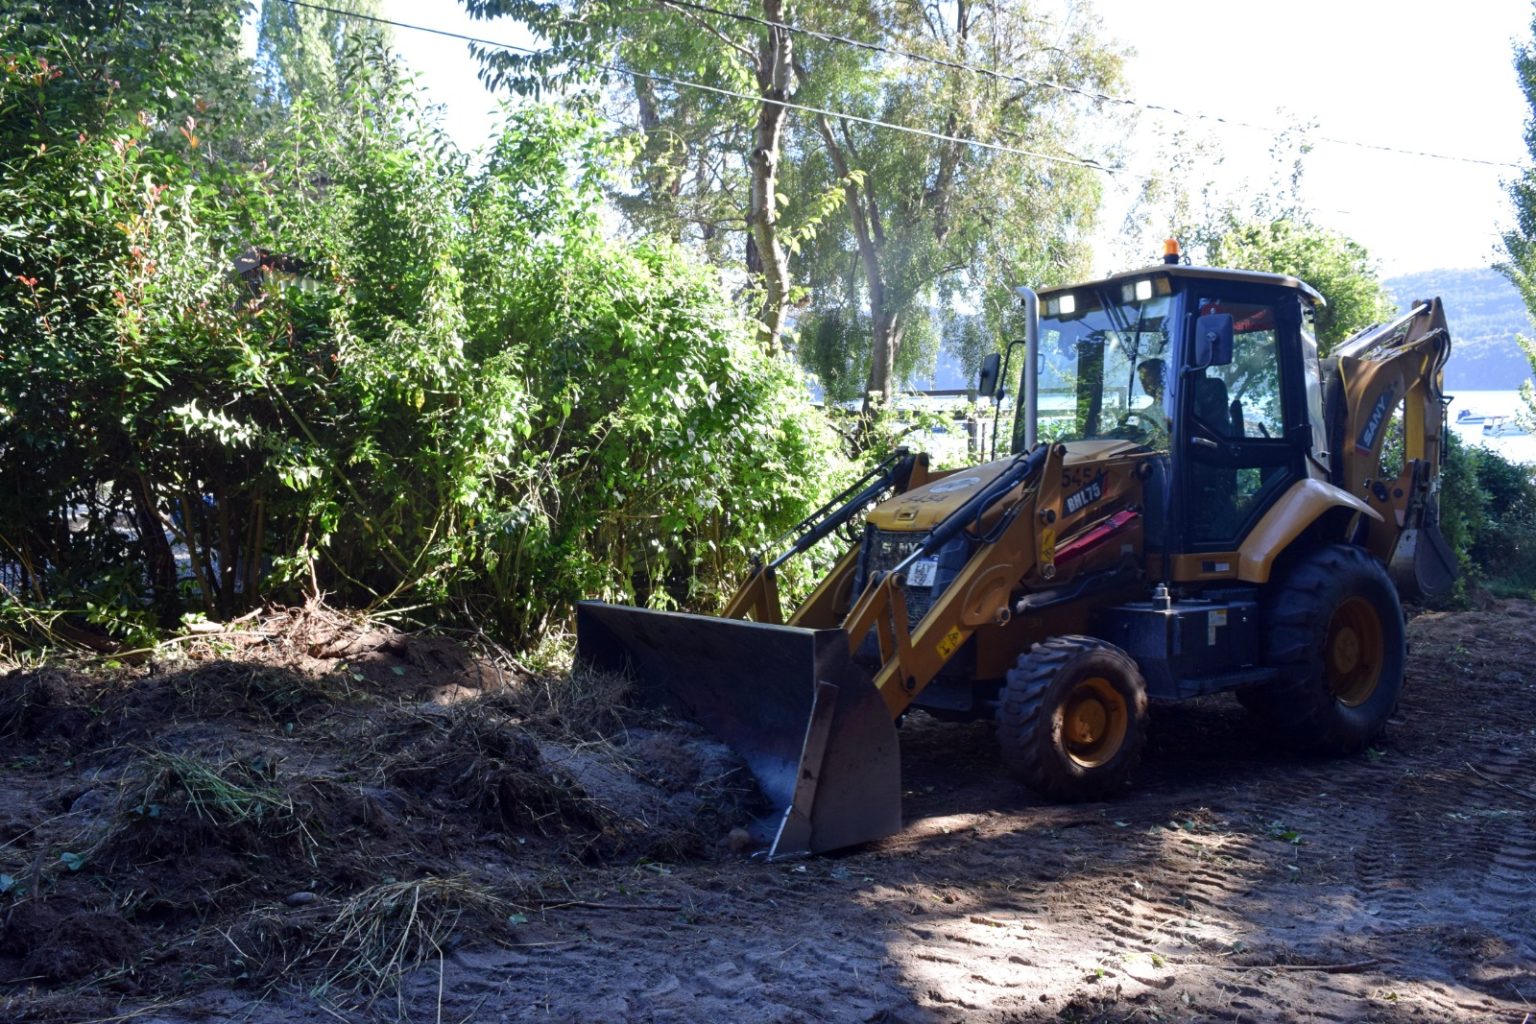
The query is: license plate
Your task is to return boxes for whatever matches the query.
[906,559,938,588]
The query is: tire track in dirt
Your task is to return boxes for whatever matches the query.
[117,603,1535,1024]
[1473,744,1536,905]
[412,604,1535,1024]
[872,609,1536,1024]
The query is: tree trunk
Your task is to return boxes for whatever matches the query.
[633,74,686,240]
[747,0,793,356]
[817,115,899,415]
[131,469,182,626]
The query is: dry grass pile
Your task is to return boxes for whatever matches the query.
[366,690,759,862]
[375,702,611,838]
[0,668,95,745]
[222,874,516,1013]
[514,662,635,738]
[165,662,358,727]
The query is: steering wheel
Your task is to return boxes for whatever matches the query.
[1111,408,1170,447]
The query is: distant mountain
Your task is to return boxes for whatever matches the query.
[1386,267,1534,390]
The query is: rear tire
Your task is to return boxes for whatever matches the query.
[996,636,1148,801]
[1243,544,1405,753]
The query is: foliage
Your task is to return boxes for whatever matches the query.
[463,0,1124,417]
[0,12,843,648]
[0,1,248,145]
[788,0,1120,412]
[1125,126,1393,353]
[463,0,796,254]
[1439,435,1536,599]
[0,6,263,625]
[1498,3,1536,422]
[1462,445,1536,597]
[456,106,842,636]
[464,0,805,354]
[1198,216,1396,353]
[256,0,388,108]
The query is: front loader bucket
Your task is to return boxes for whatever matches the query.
[575,602,902,858]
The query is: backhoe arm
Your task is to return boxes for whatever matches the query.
[1326,298,1454,596]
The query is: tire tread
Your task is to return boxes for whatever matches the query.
[996,635,1148,801]
[1245,545,1405,753]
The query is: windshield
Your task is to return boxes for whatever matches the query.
[1027,286,1178,448]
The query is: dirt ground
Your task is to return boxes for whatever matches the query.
[1,600,1533,1023]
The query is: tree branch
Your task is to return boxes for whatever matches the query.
[659,0,759,66]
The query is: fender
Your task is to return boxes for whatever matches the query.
[1237,478,1381,583]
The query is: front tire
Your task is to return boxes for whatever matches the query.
[1243,544,1405,753]
[996,636,1148,801]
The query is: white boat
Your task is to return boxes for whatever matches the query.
[1456,408,1488,424]
[1482,415,1530,437]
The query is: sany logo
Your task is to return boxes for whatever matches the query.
[1356,388,1396,454]
[927,475,983,495]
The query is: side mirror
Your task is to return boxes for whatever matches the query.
[1192,313,1234,369]
[977,351,1001,399]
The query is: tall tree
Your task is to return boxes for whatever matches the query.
[256,0,390,108]
[1496,1,1536,416]
[463,0,1123,378]
[792,0,1120,412]
[464,0,800,354]
[1202,217,1394,352]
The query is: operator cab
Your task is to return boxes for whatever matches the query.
[1020,260,1327,555]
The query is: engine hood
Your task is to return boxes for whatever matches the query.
[866,440,1144,533]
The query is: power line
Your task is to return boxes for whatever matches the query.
[278,0,1522,181]
[652,0,1524,171]
[276,0,1121,173]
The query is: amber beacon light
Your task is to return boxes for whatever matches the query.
[1162,238,1181,265]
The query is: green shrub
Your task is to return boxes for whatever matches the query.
[1438,434,1536,599]
[0,33,844,649]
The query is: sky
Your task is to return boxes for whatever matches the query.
[1088,0,1531,277]
[370,0,1531,278]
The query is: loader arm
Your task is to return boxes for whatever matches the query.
[721,448,929,624]
[846,446,1050,717]
[842,443,1142,719]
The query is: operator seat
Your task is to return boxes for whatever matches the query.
[1193,375,1232,435]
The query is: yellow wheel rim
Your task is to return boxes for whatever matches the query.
[1326,596,1384,707]
[1062,676,1128,768]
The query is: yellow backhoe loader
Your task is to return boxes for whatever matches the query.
[577,248,1455,858]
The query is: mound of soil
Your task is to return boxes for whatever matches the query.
[0,606,757,1020]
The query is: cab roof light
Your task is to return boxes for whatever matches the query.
[1120,278,1159,303]
[1162,238,1181,265]
[1043,293,1078,318]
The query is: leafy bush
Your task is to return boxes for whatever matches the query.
[0,61,265,628]
[455,108,841,637]
[1438,434,1536,599]
[0,30,843,649]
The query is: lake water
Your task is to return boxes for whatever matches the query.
[1447,390,1536,465]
